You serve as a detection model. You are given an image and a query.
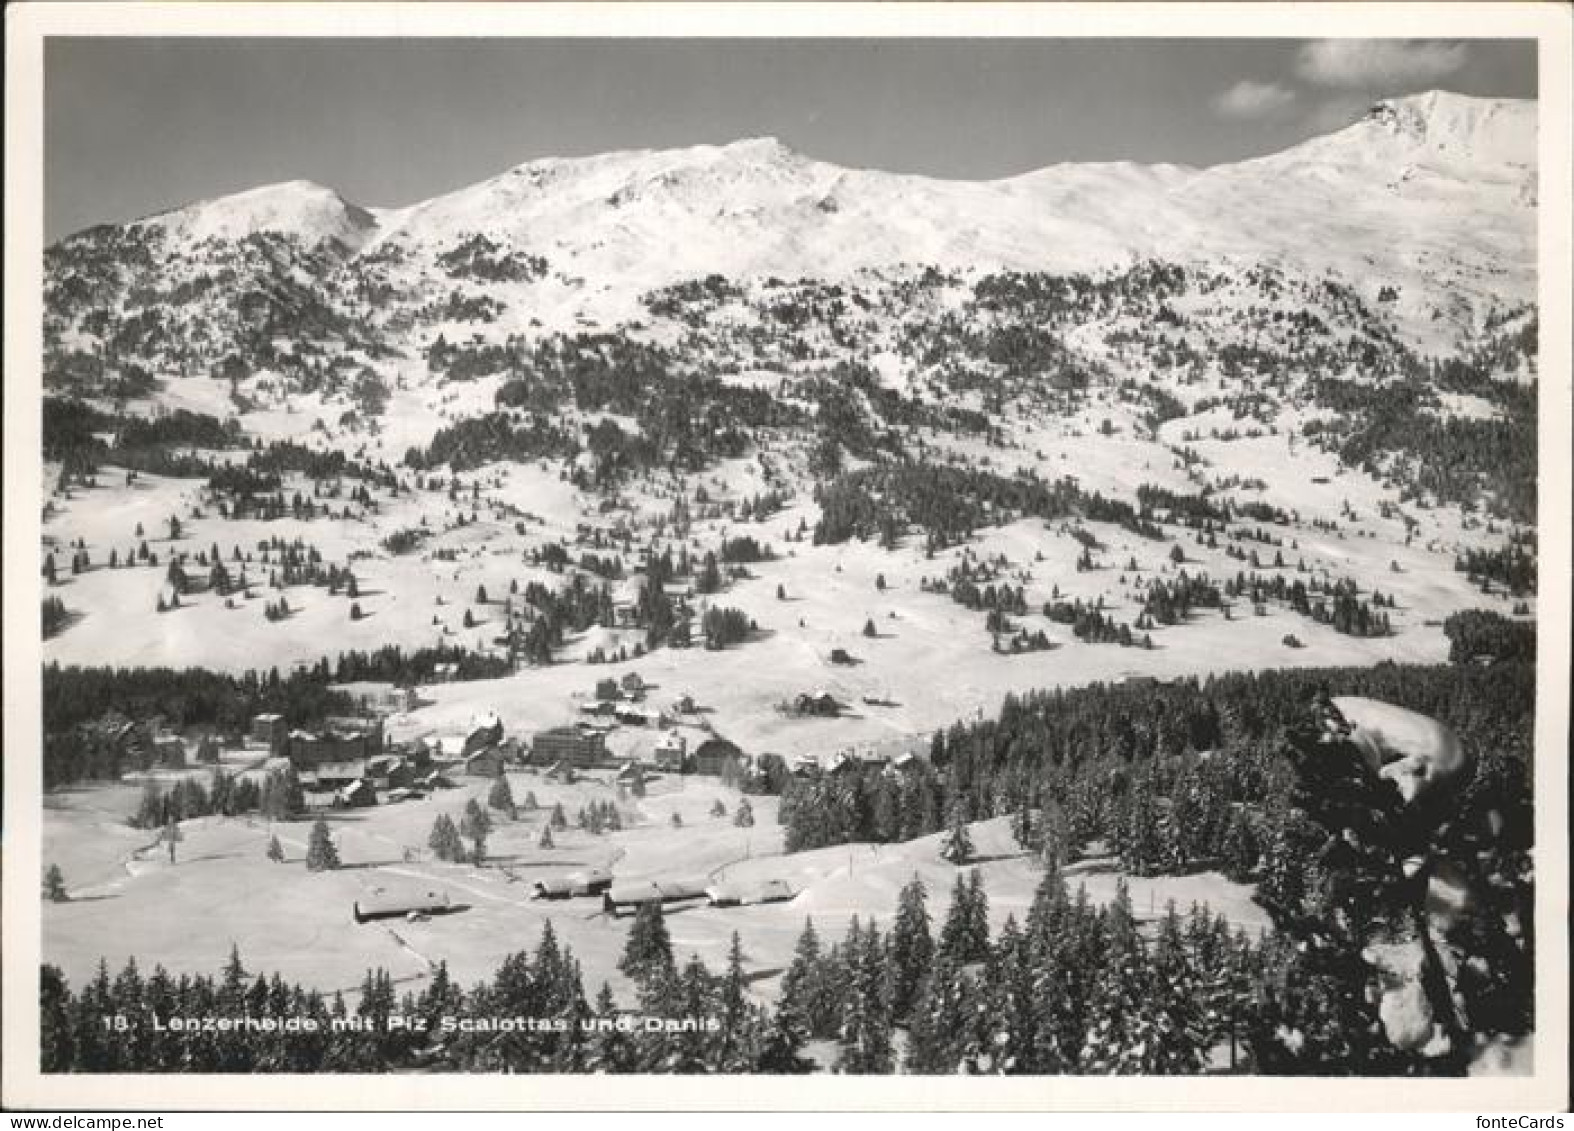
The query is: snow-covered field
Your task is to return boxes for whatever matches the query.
[43,771,1267,1005]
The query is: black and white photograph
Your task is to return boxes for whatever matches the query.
[3,2,1570,1112]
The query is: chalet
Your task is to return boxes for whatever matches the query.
[578,699,619,718]
[672,693,697,715]
[532,868,614,900]
[620,672,646,697]
[828,648,856,665]
[312,759,369,788]
[250,713,287,751]
[594,677,623,702]
[601,877,708,916]
[431,662,460,682]
[792,754,821,778]
[705,878,795,908]
[289,722,380,769]
[544,761,577,784]
[464,711,504,755]
[366,754,413,790]
[353,886,452,924]
[403,741,433,769]
[615,763,647,785]
[892,751,919,774]
[616,706,657,727]
[337,779,378,808]
[857,749,892,771]
[325,715,385,754]
[532,726,606,768]
[691,737,743,777]
[464,748,507,778]
[382,687,419,713]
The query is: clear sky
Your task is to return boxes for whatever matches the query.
[44,37,1537,242]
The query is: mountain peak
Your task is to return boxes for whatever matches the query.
[124,178,376,251]
[1357,90,1534,155]
[718,135,792,158]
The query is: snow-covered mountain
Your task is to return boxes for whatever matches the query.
[127,90,1535,287]
[45,89,1536,393]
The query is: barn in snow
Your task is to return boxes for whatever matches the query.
[352,886,453,923]
[531,868,614,900]
[704,878,795,908]
[601,877,708,915]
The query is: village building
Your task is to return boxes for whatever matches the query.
[401,740,433,769]
[289,717,382,769]
[250,713,287,752]
[381,686,419,713]
[415,768,454,792]
[326,715,385,750]
[336,779,378,808]
[857,748,892,771]
[464,710,504,755]
[259,754,293,776]
[653,732,688,772]
[594,677,623,702]
[306,759,369,790]
[531,726,606,768]
[366,754,414,790]
[464,748,507,777]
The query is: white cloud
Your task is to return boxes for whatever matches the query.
[1213,80,1297,119]
[1296,40,1469,88]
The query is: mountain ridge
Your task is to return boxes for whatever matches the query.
[43,89,1538,393]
